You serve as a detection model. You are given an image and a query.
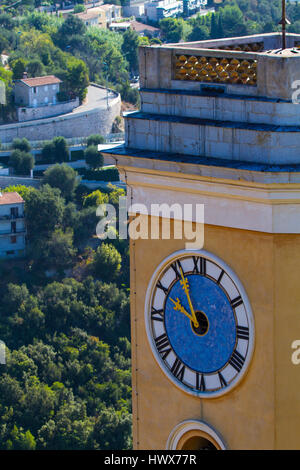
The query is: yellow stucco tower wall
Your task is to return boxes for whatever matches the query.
[129,224,300,449]
[101,33,300,450]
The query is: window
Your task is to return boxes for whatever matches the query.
[11,207,18,218]
[11,221,16,233]
[10,236,17,244]
[6,250,15,255]
[167,420,226,450]
[33,87,37,94]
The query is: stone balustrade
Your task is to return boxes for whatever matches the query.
[174,53,257,85]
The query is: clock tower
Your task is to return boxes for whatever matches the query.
[102,33,300,450]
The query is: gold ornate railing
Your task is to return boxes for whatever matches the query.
[174,54,257,85]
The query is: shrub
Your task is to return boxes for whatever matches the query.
[83,190,109,208]
[85,146,104,170]
[41,137,69,163]
[9,150,34,175]
[86,134,105,147]
[12,138,31,153]
[92,243,122,282]
[42,163,79,201]
[78,167,119,182]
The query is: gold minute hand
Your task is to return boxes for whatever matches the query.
[179,267,199,328]
[169,297,194,323]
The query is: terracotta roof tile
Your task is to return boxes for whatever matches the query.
[131,20,159,33]
[75,7,104,20]
[20,75,61,88]
[0,192,24,205]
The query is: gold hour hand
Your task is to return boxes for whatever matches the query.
[179,267,199,328]
[169,297,194,323]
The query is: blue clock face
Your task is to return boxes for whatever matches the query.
[147,252,253,397]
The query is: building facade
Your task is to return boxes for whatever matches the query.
[0,192,26,259]
[102,33,300,450]
[123,0,146,18]
[14,75,62,108]
[75,6,107,27]
[14,75,80,122]
[144,0,182,22]
[183,0,207,17]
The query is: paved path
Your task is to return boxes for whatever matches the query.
[71,85,118,115]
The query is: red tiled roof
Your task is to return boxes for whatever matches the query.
[99,4,120,10]
[0,192,24,205]
[130,21,159,33]
[75,7,104,20]
[20,75,62,88]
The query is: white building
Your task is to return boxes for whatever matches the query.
[14,75,79,122]
[14,75,62,108]
[144,0,182,22]
[183,0,207,16]
[0,192,26,259]
[123,0,145,18]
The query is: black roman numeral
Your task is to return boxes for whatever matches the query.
[237,325,249,340]
[171,357,185,382]
[156,280,168,295]
[192,256,200,274]
[151,307,164,322]
[218,371,227,388]
[229,350,245,373]
[155,333,172,360]
[230,296,243,309]
[200,257,206,275]
[217,269,225,285]
[196,373,206,391]
[170,260,183,280]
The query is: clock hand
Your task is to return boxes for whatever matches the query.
[169,297,194,323]
[179,267,199,328]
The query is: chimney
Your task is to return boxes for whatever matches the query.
[23,71,28,79]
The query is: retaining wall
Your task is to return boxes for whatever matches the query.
[0,87,121,143]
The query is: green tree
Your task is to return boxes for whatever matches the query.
[73,206,98,245]
[7,426,36,450]
[85,146,104,170]
[11,58,27,80]
[41,137,69,163]
[43,163,79,201]
[40,228,76,271]
[12,138,31,153]
[0,35,9,55]
[58,14,87,38]
[210,13,219,38]
[219,4,247,37]
[65,58,89,102]
[26,59,45,78]
[159,18,191,43]
[0,13,15,30]
[121,29,139,74]
[8,149,34,176]
[92,243,122,282]
[83,190,108,208]
[92,408,132,450]
[86,134,105,147]
[24,184,65,240]
[188,24,210,42]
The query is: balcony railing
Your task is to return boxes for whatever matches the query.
[0,229,26,236]
[0,214,25,221]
